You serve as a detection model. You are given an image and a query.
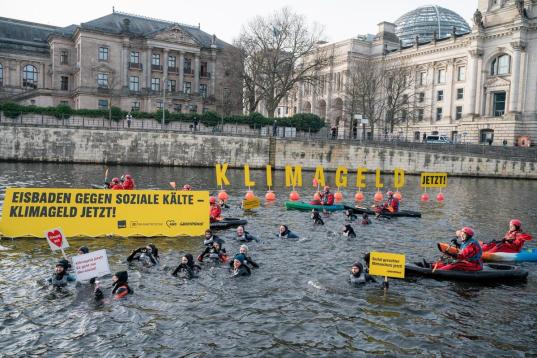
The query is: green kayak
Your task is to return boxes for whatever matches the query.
[285,201,345,212]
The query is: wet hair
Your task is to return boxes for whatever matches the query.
[147,244,159,258]
[78,246,89,254]
[205,229,212,235]
[362,213,369,219]
[184,253,194,267]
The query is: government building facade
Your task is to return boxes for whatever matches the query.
[0,11,242,114]
[289,0,537,145]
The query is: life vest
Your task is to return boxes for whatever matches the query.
[113,284,131,300]
[460,238,482,262]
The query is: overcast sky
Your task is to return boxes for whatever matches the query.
[2,0,476,43]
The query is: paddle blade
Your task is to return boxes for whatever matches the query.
[169,181,176,189]
[104,168,109,181]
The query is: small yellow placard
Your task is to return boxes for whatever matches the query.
[242,197,260,210]
[369,252,406,279]
[420,172,448,188]
[0,188,209,237]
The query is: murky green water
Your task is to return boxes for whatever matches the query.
[0,162,536,356]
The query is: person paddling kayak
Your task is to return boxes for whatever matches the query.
[434,227,483,271]
[209,196,222,223]
[375,191,399,214]
[121,174,135,190]
[481,219,532,253]
[320,186,335,206]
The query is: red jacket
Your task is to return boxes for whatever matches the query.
[122,178,135,190]
[322,193,334,206]
[485,230,532,253]
[111,184,123,190]
[210,205,222,221]
[383,197,399,212]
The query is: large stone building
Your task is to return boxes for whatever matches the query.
[288,0,537,145]
[0,11,242,114]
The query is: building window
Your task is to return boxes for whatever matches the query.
[129,76,139,91]
[418,92,425,103]
[174,103,182,112]
[167,79,176,92]
[437,90,444,101]
[203,107,209,113]
[130,51,140,64]
[152,53,161,66]
[23,64,38,88]
[456,88,464,100]
[491,55,510,75]
[151,78,160,91]
[131,101,140,112]
[436,107,443,121]
[200,61,208,77]
[493,91,506,116]
[60,50,68,65]
[183,81,191,94]
[417,108,424,121]
[98,47,109,61]
[97,73,108,88]
[0,63,4,86]
[184,58,192,74]
[455,106,463,120]
[418,72,426,86]
[199,83,208,98]
[451,131,458,142]
[457,66,466,81]
[156,101,163,110]
[98,99,109,109]
[60,100,68,106]
[60,76,69,91]
[480,129,494,144]
[414,131,421,141]
[189,104,197,113]
[437,69,446,84]
[168,55,176,68]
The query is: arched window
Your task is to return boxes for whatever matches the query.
[490,54,510,75]
[0,63,3,86]
[23,64,38,88]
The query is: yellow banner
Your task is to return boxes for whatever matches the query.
[369,252,406,279]
[242,197,260,210]
[0,188,209,238]
[420,172,448,188]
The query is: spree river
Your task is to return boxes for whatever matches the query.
[0,162,536,357]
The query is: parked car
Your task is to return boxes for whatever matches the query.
[425,135,451,144]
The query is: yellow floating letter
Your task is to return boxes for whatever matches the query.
[356,167,367,188]
[216,163,230,186]
[375,168,384,189]
[285,165,302,187]
[266,165,273,188]
[394,168,405,189]
[313,166,326,187]
[244,165,255,187]
[335,166,348,188]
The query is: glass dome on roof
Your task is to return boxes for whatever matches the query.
[395,5,470,45]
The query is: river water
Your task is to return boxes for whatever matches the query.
[0,162,536,357]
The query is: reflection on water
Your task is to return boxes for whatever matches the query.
[0,162,536,356]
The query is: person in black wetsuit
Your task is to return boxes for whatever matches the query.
[78,246,89,255]
[345,209,357,221]
[49,259,75,288]
[349,262,376,285]
[172,254,201,279]
[198,242,227,263]
[343,224,356,238]
[277,225,299,239]
[127,244,159,267]
[95,271,133,301]
[203,229,226,248]
[311,209,325,225]
[229,244,259,269]
[361,213,372,225]
[234,226,257,242]
[231,254,251,277]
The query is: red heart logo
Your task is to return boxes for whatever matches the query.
[47,230,63,247]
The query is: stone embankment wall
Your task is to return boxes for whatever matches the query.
[0,124,535,178]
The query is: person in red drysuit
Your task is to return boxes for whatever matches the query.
[435,227,483,271]
[209,196,222,223]
[381,191,399,213]
[109,177,123,190]
[481,219,532,253]
[321,186,335,206]
[122,174,135,190]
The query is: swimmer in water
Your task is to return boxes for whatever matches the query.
[311,209,325,225]
[342,224,356,238]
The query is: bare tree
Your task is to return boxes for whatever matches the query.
[343,58,386,139]
[235,8,331,117]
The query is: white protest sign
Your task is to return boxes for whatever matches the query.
[72,249,111,281]
[45,228,69,252]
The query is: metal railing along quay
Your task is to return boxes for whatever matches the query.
[1,113,536,163]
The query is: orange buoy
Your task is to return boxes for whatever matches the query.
[245,190,255,200]
[334,191,343,202]
[421,192,430,202]
[354,191,365,202]
[394,191,402,201]
[436,193,444,202]
[373,191,384,202]
[218,190,229,202]
[265,191,276,201]
[289,191,300,201]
